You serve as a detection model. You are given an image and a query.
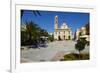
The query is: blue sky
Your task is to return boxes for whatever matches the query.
[21,10,89,34]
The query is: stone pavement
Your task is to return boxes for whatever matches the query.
[21,40,89,62]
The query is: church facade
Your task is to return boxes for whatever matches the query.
[54,15,72,40]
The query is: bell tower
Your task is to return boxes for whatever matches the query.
[54,15,58,30]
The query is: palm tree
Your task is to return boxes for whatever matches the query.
[25,21,38,42]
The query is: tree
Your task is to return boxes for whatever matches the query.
[21,21,50,46]
[75,38,87,59]
[21,31,28,45]
[25,21,39,45]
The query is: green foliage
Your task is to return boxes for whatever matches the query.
[25,21,40,42]
[60,53,89,61]
[21,21,49,46]
[21,31,28,45]
[75,38,87,59]
[75,39,87,52]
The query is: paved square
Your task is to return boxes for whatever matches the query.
[21,40,89,62]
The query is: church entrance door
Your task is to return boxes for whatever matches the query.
[58,36,61,40]
[64,35,65,40]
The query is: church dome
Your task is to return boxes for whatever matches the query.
[61,22,68,29]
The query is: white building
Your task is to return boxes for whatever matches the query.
[54,15,72,40]
[76,26,90,42]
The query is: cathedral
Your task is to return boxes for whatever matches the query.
[54,15,72,40]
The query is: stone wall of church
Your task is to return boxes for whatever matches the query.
[54,29,72,40]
